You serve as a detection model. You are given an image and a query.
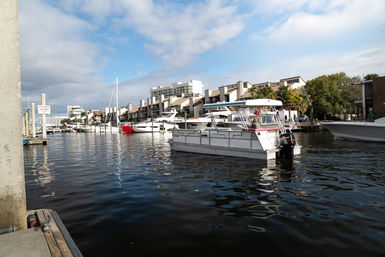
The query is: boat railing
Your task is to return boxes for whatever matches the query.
[172,129,277,151]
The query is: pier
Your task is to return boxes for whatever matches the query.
[0,209,82,257]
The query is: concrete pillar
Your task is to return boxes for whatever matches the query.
[362,82,366,120]
[31,103,36,137]
[159,95,165,113]
[205,89,212,103]
[0,0,27,230]
[220,86,228,102]
[25,110,30,137]
[41,94,47,139]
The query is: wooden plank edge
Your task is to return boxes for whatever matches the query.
[35,209,62,257]
[51,210,83,257]
[42,209,73,257]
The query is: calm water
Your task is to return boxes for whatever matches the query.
[24,131,385,257]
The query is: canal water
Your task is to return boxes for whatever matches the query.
[24,132,385,257]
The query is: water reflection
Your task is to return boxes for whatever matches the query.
[23,132,385,257]
[169,152,293,232]
[24,145,55,197]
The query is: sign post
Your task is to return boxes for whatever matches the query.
[39,94,50,139]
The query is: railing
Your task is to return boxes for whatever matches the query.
[173,129,263,150]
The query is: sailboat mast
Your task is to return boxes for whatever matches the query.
[116,76,119,128]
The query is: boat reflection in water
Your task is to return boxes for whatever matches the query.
[168,150,296,232]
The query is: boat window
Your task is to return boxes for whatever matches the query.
[261,116,274,123]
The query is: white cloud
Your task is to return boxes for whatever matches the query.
[212,44,385,84]
[113,0,244,68]
[263,0,385,41]
[19,0,110,111]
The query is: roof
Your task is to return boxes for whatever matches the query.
[129,106,139,113]
[280,75,305,82]
[240,90,252,99]
[93,110,103,115]
[209,90,220,97]
[225,88,237,95]
[169,98,189,107]
[203,99,282,108]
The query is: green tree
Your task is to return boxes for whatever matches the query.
[276,86,308,113]
[340,75,362,115]
[249,85,276,99]
[364,73,379,81]
[305,73,347,119]
[60,118,71,124]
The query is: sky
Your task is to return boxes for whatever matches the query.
[19,0,385,113]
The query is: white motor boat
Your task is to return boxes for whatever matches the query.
[175,108,231,129]
[170,99,301,160]
[322,117,385,142]
[132,121,178,133]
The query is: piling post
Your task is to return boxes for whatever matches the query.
[25,109,30,137]
[32,103,36,137]
[41,94,47,139]
[0,0,27,230]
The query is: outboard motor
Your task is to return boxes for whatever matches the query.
[279,131,296,157]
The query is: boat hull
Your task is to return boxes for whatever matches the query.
[170,129,295,160]
[323,122,385,142]
[170,141,278,160]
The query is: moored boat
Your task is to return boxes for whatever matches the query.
[170,99,301,160]
[322,117,385,142]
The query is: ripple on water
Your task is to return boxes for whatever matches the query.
[24,132,385,257]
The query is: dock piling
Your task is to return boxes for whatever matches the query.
[0,0,27,230]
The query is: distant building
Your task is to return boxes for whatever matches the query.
[46,116,67,127]
[67,105,84,119]
[253,76,306,92]
[280,76,306,90]
[150,80,204,99]
[372,76,385,118]
[126,76,306,121]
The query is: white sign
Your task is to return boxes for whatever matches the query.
[37,105,51,115]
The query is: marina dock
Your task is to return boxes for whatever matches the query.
[0,209,82,257]
[26,138,48,145]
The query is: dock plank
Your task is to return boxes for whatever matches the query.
[36,210,63,257]
[43,209,73,257]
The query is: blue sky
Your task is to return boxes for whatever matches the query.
[19,0,385,113]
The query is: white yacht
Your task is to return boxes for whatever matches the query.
[132,121,178,133]
[170,99,301,160]
[175,107,231,129]
[323,117,385,142]
[133,110,179,133]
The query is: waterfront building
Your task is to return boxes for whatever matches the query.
[67,105,84,119]
[253,76,306,92]
[373,76,385,118]
[46,115,67,127]
[356,76,385,119]
[150,80,204,99]
[86,110,104,124]
[126,76,305,121]
[280,76,306,90]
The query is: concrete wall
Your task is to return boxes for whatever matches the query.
[220,87,228,102]
[373,76,385,118]
[0,0,27,229]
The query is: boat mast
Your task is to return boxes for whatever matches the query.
[116,76,119,128]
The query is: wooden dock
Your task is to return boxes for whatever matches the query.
[0,209,82,257]
[26,138,48,145]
